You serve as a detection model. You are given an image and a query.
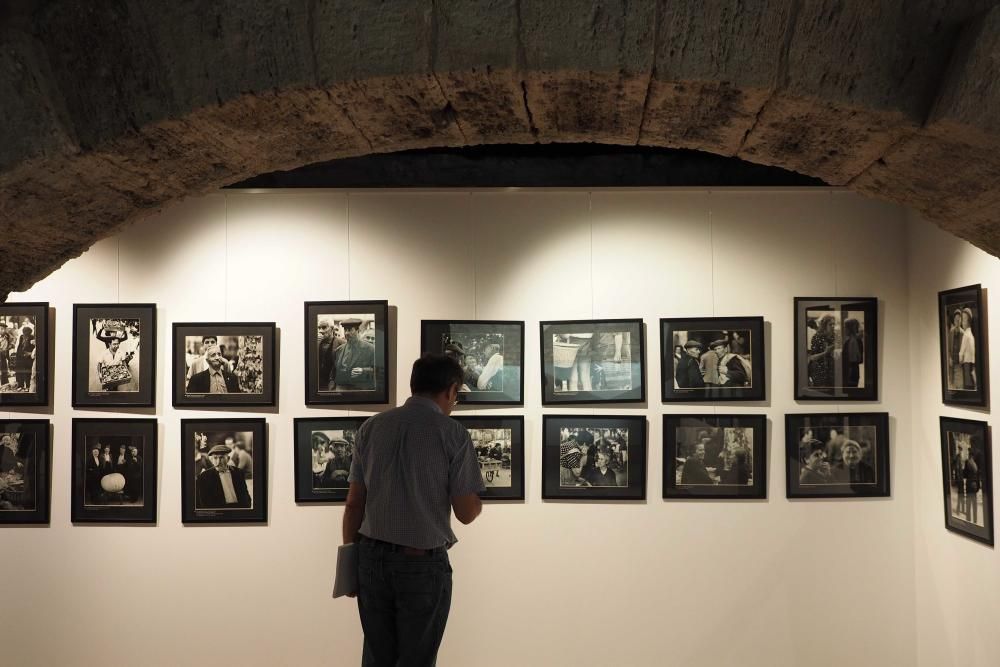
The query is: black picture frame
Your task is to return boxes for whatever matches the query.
[421,320,525,405]
[0,303,49,407]
[304,301,390,406]
[663,414,767,499]
[71,418,158,524]
[940,416,993,546]
[785,412,890,498]
[72,303,156,408]
[938,284,989,407]
[453,416,525,501]
[180,418,267,523]
[660,316,766,402]
[0,419,50,525]
[541,415,646,500]
[173,322,277,408]
[293,416,365,503]
[794,297,878,401]
[539,319,645,405]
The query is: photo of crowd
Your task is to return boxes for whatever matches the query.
[558,427,629,487]
[310,428,355,490]
[945,429,986,528]
[192,431,255,509]
[942,301,979,392]
[442,333,505,393]
[469,428,512,487]
[804,309,867,390]
[82,435,144,507]
[0,433,35,511]
[796,425,878,486]
[184,335,264,395]
[87,318,140,393]
[316,314,377,392]
[552,331,632,393]
[0,315,37,394]
[672,329,752,390]
[674,426,754,486]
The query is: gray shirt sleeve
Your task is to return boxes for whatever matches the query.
[449,428,486,497]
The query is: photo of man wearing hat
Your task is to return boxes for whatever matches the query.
[196,439,251,509]
[675,339,706,389]
[329,317,375,391]
[700,338,728,386]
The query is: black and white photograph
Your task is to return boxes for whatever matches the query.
[0,420,50,524]
[794,297,878,401]
[785,413,890,498]
[940,417,993,546]
[542,415,646,500]
[939,284,989,407]
[173,323,276,407]
[661,317,766,402]
[663,414,767,499]
[422,320,524,405]
[72,304,155,408]
[294,417,363,503]
[305,301,389,405]
[540,319,645,405]
[453,416,525,501]
[181,418,267,523]
[71,419,157,523]
[0,303,49,407]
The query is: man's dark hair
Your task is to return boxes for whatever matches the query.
[410,353,464,394]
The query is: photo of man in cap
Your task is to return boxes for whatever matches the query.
[329,317,375,391]
[196,439,251,509]
[675,339,706,389]
[700,338,727,386]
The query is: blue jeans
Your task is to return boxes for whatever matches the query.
[357,538,453,667]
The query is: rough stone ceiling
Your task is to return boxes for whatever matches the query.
[1,0,999,299]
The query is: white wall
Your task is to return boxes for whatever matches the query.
[907,214,1000,667]
[3,189,915,667]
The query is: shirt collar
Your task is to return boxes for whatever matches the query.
[405,395,443,415]
[209,367,225,377]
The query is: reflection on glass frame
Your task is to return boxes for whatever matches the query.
[793,297,878,401]
[663,414,767,499]
[539,319,645,405]
[0,303,49,407]
[940,416,993,546]
[939,285,989,407]
[421,320,524,405]
[71,418,158,524]
[784,413,889,498]
[172,323,277,407]
[304,301,389,405]
[0,419,50,525]
[660,317,766,403]
[293,417,364,503]
[453,416,525,501]
[73,304,156,408]
[542,415,646,500]
[181,418,267,523]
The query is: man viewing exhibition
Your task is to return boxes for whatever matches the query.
[342,353,485,666]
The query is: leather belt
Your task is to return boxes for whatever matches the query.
[360,535,441,556]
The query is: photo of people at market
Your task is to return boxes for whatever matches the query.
[797,425,878,486]
[192,431,255,510]
[0,433,35,511]
[804,310,867,389]
[88,318,140,393]
[310,428,355,490]
[943,301,979,392]
[441,332,505,393]
[945,430,987,528]
[552,331,632,393]
[469,428,512,487]
[0,315,37,394]
[83,435,144,507]
[184,335,264,395]
[316,314,377,392]
[672,329,752,390]
[558,427,628,487]
[674,426,754,486]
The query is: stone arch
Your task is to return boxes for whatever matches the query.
[2,1,999,298]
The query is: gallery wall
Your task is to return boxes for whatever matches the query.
[4,189,915,667]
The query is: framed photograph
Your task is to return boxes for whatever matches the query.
[794,297,878,401]
[71,418,158,523]
[663,414,767,499]
[72,304,155,408]
[293,417,364,503]
[940,416,993,545]
[785,412,890,498]
[539,319,645,405]
[304,301,389,405]
[541,415,646,500]
[421,320,524,405]
[660,317,765,402]
[453,416,525,501]
[0,420,50,524]
[0,303,49,407]
[939,285,989,407]
[181,418,267,523]
[173,323,276,407]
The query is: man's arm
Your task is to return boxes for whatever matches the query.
[342,482,367,544]
[451,493,482,525]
